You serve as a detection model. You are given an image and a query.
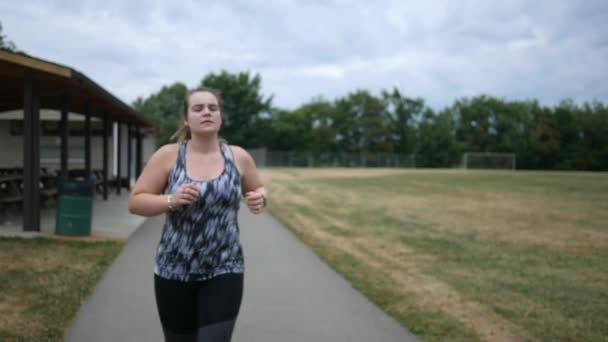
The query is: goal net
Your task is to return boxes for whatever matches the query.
[462,152,516,170]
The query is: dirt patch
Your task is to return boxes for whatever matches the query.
[0,298,27,331]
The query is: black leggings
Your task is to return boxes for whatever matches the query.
[154,273,244,342]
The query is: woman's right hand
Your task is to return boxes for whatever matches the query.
[171,182,199,208]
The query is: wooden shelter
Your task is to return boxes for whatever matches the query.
[0,49,153,232]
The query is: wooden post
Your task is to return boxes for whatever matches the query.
[126,124,132,190]
[102,117,109,200]
[84,101,91,179]
[116,122,122,195]
[135,128,143,178]
[22,71,40,232]
[60,93,69,180]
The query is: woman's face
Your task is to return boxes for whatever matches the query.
[185,91,222,135]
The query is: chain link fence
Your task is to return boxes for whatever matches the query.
[461,152,516,170]
[249,148,415,168]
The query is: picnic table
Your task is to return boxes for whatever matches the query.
[0,169,119,212]
[0,171,59,211]
[0,174,24,205]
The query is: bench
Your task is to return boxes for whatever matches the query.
[0,171,60,216]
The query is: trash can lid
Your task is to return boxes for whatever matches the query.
[59,179,94,196]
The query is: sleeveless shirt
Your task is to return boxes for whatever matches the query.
[154,141,244,282]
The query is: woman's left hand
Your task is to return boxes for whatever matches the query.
[244,191,266,214]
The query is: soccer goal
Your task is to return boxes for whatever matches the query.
[462,152,516,170]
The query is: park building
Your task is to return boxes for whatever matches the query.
[0,48,156,233]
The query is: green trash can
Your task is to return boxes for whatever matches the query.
[55,179,94,236]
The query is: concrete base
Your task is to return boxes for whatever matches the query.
[0,192,145,240]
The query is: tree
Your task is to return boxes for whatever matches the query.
[382,88,424,156]
[572,101,608,170]
[0,21,18,51]
[200,71,273,148]
[267,108,313,151]
[529,105,560,169]
[507,100,543,169]
[132,82,188,145]
[453,95,499,153]
[416,108,460,167]
[553,99,583,169]
[304,98,338,153]
[334,90,393,153]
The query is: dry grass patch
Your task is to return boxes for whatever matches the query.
[261,168,608,341]
[0,237,124,341]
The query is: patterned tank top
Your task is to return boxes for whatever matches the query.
[154,141,244,282]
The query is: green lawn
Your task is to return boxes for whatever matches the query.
[0,237,124,341]
[261,168,608,341]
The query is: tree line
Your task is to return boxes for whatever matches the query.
[133,70,607,171]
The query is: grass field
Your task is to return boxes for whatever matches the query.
[260,168,608,342]
[0,237,124,341]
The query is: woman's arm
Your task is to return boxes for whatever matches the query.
[128,144,178,216]
[230,145,267,214]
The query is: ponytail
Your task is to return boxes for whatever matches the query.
[170,122,191,142]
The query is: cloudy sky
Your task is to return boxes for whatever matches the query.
[1,0,607,110]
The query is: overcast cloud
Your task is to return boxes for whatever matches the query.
[1,0,607,110]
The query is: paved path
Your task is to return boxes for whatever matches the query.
[65,208,419,341]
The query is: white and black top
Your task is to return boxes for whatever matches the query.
[154,141,244,282]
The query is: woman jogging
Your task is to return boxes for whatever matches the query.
[128,87,267,342]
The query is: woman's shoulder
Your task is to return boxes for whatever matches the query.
[228,144,257,168]
[157,142,181,155]
[151,143,181,164]
[227,145,252,160]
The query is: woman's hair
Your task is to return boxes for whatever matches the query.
[171,87,222,141]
